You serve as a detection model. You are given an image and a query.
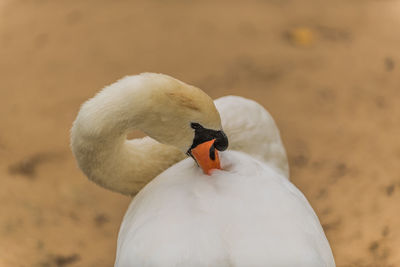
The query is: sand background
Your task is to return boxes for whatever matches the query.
[1,0,399,266]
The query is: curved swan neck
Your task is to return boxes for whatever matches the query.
[70,75,186,195]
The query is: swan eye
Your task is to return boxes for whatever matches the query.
[190,122,203,130]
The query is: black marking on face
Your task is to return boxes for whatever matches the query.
[209,143,216,161]
[188,122,229,154]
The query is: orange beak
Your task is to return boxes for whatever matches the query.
[191,139,221,175]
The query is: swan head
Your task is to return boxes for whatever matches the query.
[126,73,229,173]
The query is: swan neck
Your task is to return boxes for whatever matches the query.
[70,78,185,195]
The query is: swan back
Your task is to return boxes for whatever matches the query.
[214,96,289,178]
[115,151,334,267]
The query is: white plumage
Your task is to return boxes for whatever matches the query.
[70,73,335,267]
[115,96,335,267]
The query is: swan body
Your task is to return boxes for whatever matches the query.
[116,151,334,267]
[70,73,335,267]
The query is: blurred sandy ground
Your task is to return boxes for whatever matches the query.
[1,0,400,266]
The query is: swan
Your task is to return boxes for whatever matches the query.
[71,73,335,267]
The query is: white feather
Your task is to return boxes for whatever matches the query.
[215,96,289,178]
[70,73,334,266]
[115,151,335,267]
[115,96,335,267]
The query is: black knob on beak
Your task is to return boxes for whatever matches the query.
[214,131,228,151]
[189,122,229,154]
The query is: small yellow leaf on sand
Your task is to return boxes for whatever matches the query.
[288,27,315,46]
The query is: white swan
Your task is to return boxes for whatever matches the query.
[71,73,335,267]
